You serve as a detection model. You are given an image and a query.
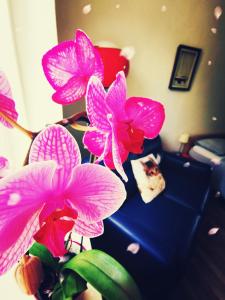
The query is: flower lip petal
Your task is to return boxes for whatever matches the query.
[34,218,74,257]
[36,206,78,257]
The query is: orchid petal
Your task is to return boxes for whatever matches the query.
[86,76,110,130]
[111,130,128,182]
[0,94,18,128]
[83,130,106,157]
[74,219,104,238]
[0,161,56,251]
[52,75,87,104]
[66,163,126,223]
[107,115,128,181]
[94,133,112,165]
[0,209,41,275]
[0,71,12,98]
[102,132,129,175]
[42,30,103,104]
[93,130,128,172]
[104,143,129,173]
[0,156,8,169]
[0,161,56,274]
[106,71,127,120]
[0,156,9,178]
[75,30,104,79]
[42,41,78,90]
[125,97,165,139]
[29,125,81,190]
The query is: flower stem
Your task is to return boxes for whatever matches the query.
[70,123,96,132]
[56,111,88,127]
[56,111,95,132]
[80,236,84,253]
[0,112,34,139]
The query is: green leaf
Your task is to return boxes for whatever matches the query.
[52,282,72,300]
[62,249,142,300]
[29,242,59,271]
[62,270,87,297]
[52,283,62,300]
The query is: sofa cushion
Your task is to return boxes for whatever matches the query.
[115,193,200,262]
[92,193,200,298]
[160,152,211,213]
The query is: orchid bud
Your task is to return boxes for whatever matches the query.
[14,255,44,295]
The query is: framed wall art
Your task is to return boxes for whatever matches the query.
[169,45,202,91]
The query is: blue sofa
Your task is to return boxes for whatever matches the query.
[92,136,212,299]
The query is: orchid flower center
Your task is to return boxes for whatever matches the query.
[33,206,78,257]
[118,122,144,154]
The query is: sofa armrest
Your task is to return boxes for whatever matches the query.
[160,152,212,213]
[162,152,211,171]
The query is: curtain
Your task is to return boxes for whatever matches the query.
[0,1,61,298]
[0,0,62,167]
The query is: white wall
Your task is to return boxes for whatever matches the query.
[56,0,225,151]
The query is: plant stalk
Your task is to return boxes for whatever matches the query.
[0,112,34,139]
[56,111,95,132]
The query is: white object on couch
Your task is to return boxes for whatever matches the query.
[131,154,165,203]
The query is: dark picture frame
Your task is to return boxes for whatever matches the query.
[169,45,202,91]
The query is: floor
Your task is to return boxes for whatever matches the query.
[171,195,225,300]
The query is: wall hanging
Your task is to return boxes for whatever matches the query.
[169,45,202,91]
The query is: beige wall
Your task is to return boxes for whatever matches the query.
[56,0,225,151]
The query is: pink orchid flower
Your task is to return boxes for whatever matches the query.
[42,29,104,105]
[0,71,18,128]
[0,156,9,178]
[0,125,126,275]
[83,71,165,181]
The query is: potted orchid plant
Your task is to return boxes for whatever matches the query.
[0,30,165,299]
